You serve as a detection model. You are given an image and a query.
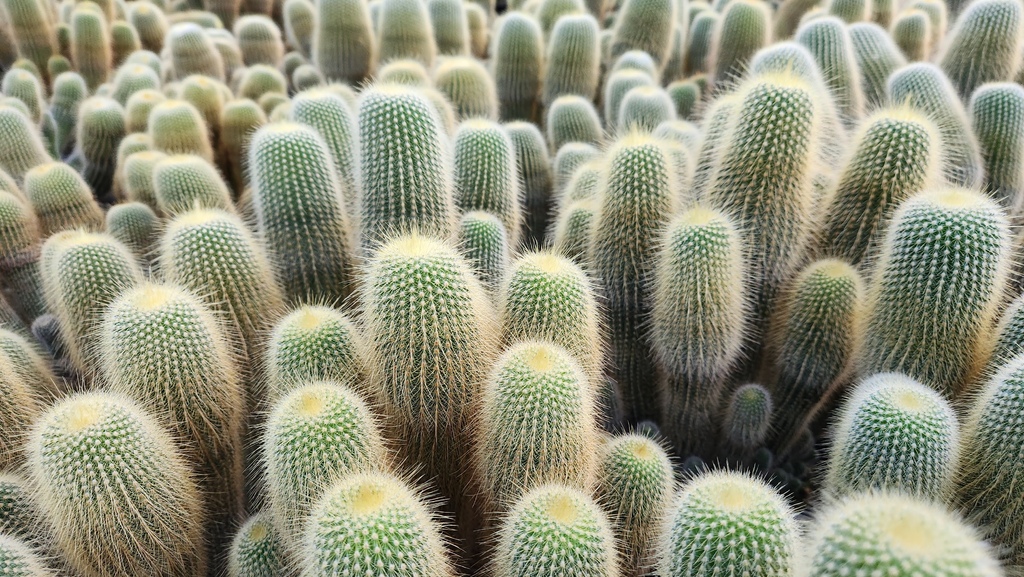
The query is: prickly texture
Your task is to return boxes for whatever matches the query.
[720,383,773,457]
[542,14,600,108]
[234,15,284,67]
[970,82,1024,212]
[990,293,1024,370]
[0,192,45,321]
[267,305,365,397]
[313,0,375,83]
[249,123,355,303]
[122,151,166,209]
[592,136,679,423]
[147,99,213,162]
[27,392,206,577]
[818,108,939,264]
[940,0,1024,100]
[887,63,984,188]
[152,154,234,216]
[829,0,870,22]
[377,0,437,67]
[124,90,165,134]
[1,70,42,124]
[76,97,127,204]
[494,484,617,577]
[377,59,431,86]
[289,89,360,213]
[264,380,387,549]
[100,283,246,556]
[219,99,266,194]
[690,94,737,199]
[552,143,599,197]
[656,471,798,577]
[50,72,87,157]
[611,50,659,79]
[686,12,719,75]
[0,534,52,577]
[429,0,470,55]
[805,493,1001,577]
[506,121,553,246]
[110,21,141,68]
[546,96,602,152]
[357,86,455,249]
[551,198,598,264]
[492,13,544,122]
[458,211,509,293]
[70,6,112,92]
[796,17,864,124]
[825,372,959,499]
[105,202,158,264]
[0,106,49,186]
[128,3,167,52]
[238,65,288,102]
[537,0,586,36]
[848,22,907,109]
[892,10,931,62]
[860,188,1011,398]
[617,86,677,134]
[0,354,40,469]
[40,232,143,377]
[0,474,37,541]
[0,326,56,399]
[227,513,285,577]
[712,0,772,87]
[651,208,746,456]
[0,0,57,75]
[168,23,224,81]
[453,120,521,246]
[595,434,672,577]
[611,0,676,66]
[603,70,654,138]
[301,471,455,577]
[22,162,104,236]
[666,80,701,121]
[435,57,499,121]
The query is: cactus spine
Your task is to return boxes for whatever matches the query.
[289,89,360,213]
[0,355,40,470]
[0,534,52,577]
[939,0,1024,100]
[266,305,365,397]
[70,5,112,92]
[970,82,1024,212]
[848,22,907,109]
[492,13,544,122]
[458,211,510,292]
[542,14,600,107]
[313,0,375,83]
[227,513,285,577]
[0,106,50,186]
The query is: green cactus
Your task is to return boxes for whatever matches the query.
[887,62,984,188]
[610,0,676,66]
[494,483,617,577]
[476,341,598,510]
[264,380,388,549]
[121,150,166,209]
[656,471,797,577]
[0,192,46,321]
[100,283,246,555]
[313,0,375,83]
[218,98,266,194]
[227,513,285,577]
[551,197,598,263]
[940,0,1024,100]
[110,21,141,68]
[546,95,602,152]
[595,434,673,577]
[989,292,1024,369]
[617,85,677,134]
[796,16,864,124]
[492,12,544,122]
[124,89,165,134]
[301,471,455,577]
[458,211,510,292]
[377,0,436,67]
[690,94,737,199]
[653,119,702,150]
[453,120,521,246]
[0,106,50,186]
[537,0,586,36]
[0,534,52,577]
[542,14,600,108]
[357,85,455,249]
[1,70,42,124]
[147,99,213,162]
[234,15,284,67]
[128,3,168,52]
[910,0,947,46]
[104,202,158,265]
[0,354,40,469]
[434,57,499,121]
[238,65,288,102]
[712,0,772,88]
[429,0,470,55]
[720,383,773,459]
[892,9,931,61]
[602,70,654,135]
[825,372,959,499]
[592,134,679,423]
[552,142,599,194]
[970,82,1024,211]
[611,49,659,80]
[289,89,359,211]
[0,0,57,76]
[283,0,315,58]
[40,231,143,377]
[818,106,940,265]
[506,121,553,246]
[860,187,1011,398]
[75,96,127,204]
[168,22,225,81]
[49,72,87,156]
[152,154,234,215]
[828,0,870,21]
[805,493,1000,577]
[46,55,72,83]
[651,207,746,456]
[849,22,907,108]
[665,79,701,120]
[266,305,365,397]
[27,392,206,577]
[292,64,325,91]
[377,58,431,86]
[466,3,489,57]
[0,473,37,541]
[686,11,719,75]
[22,162,105,236]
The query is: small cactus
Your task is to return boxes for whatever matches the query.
[848,22,907,108]
[796,16,864,124]
[892,9,932,62]
[546,95,603,152]
[227,513,286,577]
[104,202,159,265]
[458,211,510,293]
[617,86,677,134]
[434,57,500,121]
[429,0,471,55]
[266,305,365,397]
[147,99,214,162]
[0,106,50,186]
[152,154,234,216]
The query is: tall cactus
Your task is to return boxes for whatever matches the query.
[429,0,471,55]
[542,14,600,107]
[970,82,1024,212]
[546,95,603,151]
[939,0,1024,100]
[0,0,57,75]
[796,16,864,124]
[152,154,234,216]
[492,13,544,122]
[377,0,437,67]
[22,162,105,236]
[610,0,676,65]
[453,119,521,246]
[0,106,50,186]
[711,0,772,88]
[0,192,45,322]
[70,5,112,92]
[848,22,907,109]
[507,121,553,246]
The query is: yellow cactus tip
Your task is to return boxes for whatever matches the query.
[296,308,324,330]
[296,390,325,417]
[680,207,720,227]
[249,522,269,541]
[526,346,556,372]
[880,514,938,556]
[546,494,580,525]
[66,403,100,432]
[351,483,388,515]
[630,440,654,460]
[930,188,984,209]
[710,481,752,512]
[133,285,172,311]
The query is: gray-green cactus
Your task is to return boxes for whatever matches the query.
[492,13,544,121]
[970,82,1024,212]
[542,14,600,107]
[939,0,1024,100]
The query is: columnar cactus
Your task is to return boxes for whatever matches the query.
[124,90,165,134]
[0,0,57,75]
[547,95,603,151]
[848,22,907,108]
[313,0,376,83]
[691,94,738,199]
[711,0,772,87]
[76,97,126,204]
[610,0,676,65]
[121,150,166,209]
[602,70,654,133]
[1,70,42,124]
[435,57,500,120]
[227,513,286,577]
[892,9,932,61]
[939,0,1024,100]
[860,187,1011,398]
[552,142,599,193]
[491,13,544,122]
[656,471,798,577]
[686,12,720,75]
[494,484,618,577]
[147,99,214,161]
[284,0,315,58]
[266,305,365,397]
[0,355,40,469]
[453,120,521,246]
[617,86,677,134]
[970,82,1024,211]
[796,16,864,124]
[720,383,774,458]
[0,106,50,185]
[70,5,112,92]
[0,193,45,321]
[27,392,206,577]
[238,65,288,102]
[542,14,600,107]
[506,121,554,246]
[129,3,167,52]
[458,211,509,292]
[429,0,470,55]
[666,80,702,120]
[22,162,104,236]
[828,0,870,22]
[235,15,284,66]
[50,72,87,157]
[289,89,360,213]
[105,202,158,265]
[537,0,586,37]
[152,154,235,216]
[377,0,437,67]
[219,99,266,194]
[0,534,52,577]
[168,23,225,81]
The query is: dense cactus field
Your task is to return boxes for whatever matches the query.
[2,0,1024,573]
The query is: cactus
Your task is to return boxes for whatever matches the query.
[234,15,284,67]
[492,12,544,122]
[818,107,940,265]
[552,142,599,194]
[805,493,1000,577]
[357,85,455,249]
[466,3,489,57]
[152,154,234,215]
[46,55,72,82]
[617,86,677,134]
[0,354,40,469]
[0,192,46,321]
[970,82,1024,212]
[506,121,553,246]
[651,208,746,456]
[377,58,431,86]
[377,0,437,67]
[595,434,673,576]
[227,513,285,577]
[264,380,388,549]
[892,9,931,62]
[828,0,870,22]
[653,119,702,150]
[602,70,654,135]
[219,98,266,194]
[122,150,166,209]
[283,0,315,59]
[100,283,246,555]
[267,305,365,397]
[494,483,617,577]
[546,95,602,152]
[611,50,659,80]
[1,70,42,124]
[0,0,56,75]
[179,76,226,144]
[849,22,907,108]
[940,0,1024,100]
[712,0,772,88]
[110,21,141,68]
[476,341,598,509]
[453,120,521,247]
[313,0,375,83]
[656,471,797,577]
[720,383,773,458]
[168,23,224,81]
[147,99,213,162]
[665,79,701,120]
[686,11,719,75]
[0,534,51,577]
[592,135,679,423]
[288,89,359,212]
[111,65,161,109]
[124,89,165,134]
[888,63,984,188]
[0,106,50,186]
[23,162,105,237]
[104,202,158,264]
[292,64,325,91]
[537,0,586,36]
[825,372,959,499]
[238,65,288,102]
[301,471,455,577]
[429,0,470,55]
[796,17,864,124]
[542,14,600,107]
[860,187,1011,398]
[40,231,143,377]
[458,211,510,292]
[75,97,126,204]
[435,57,499,120]
[989,293,1024,370]
[49,72,87,157]
[128,4,167,52]
[551,197,598,263]
[610,0,676,66]
[0,473,37,541]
